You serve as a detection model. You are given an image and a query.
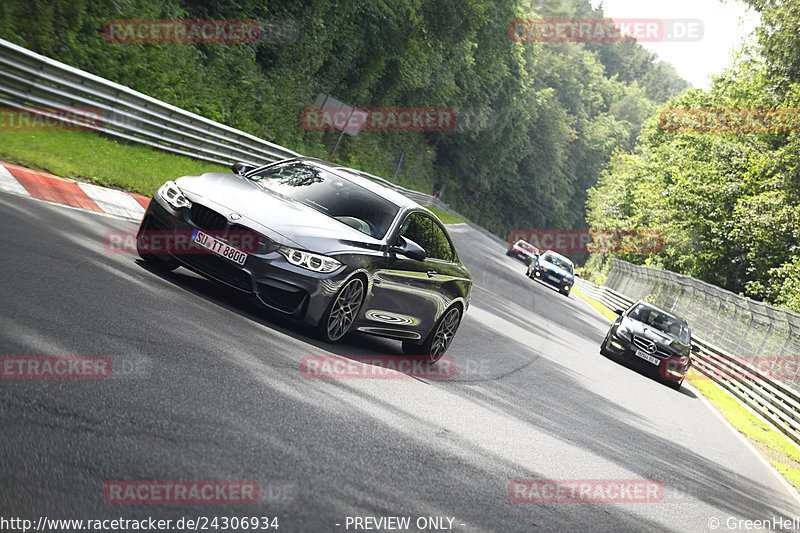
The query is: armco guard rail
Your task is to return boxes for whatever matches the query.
[574,277,800,448]
[0,38,502,245]
[0,38,300,167]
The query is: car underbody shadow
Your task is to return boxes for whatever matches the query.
[601,349,699,398]
[135,259,409,357]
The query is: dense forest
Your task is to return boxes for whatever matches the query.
[586,0,800,313]
[0,0,687,238]
[7,1,795,313]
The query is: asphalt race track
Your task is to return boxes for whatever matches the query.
[1,190,798,532]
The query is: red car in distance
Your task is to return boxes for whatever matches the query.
[507,239,539,266]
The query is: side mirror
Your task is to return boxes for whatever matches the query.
[614,309,624,316]
[390,236,426,261]
[231,162,256,176]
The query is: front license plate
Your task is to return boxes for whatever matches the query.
[547,274,559,282]
[192,230,247,266]
[635,349,660,366]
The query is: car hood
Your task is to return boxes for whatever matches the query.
[175,172,385,254]
[623,318,690,356]
[539,260,573,279]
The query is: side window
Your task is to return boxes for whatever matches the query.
[428,220,454,261]
[399,213,454,262]
[399,213,431,254]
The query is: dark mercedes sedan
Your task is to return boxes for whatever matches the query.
[600,300,698,390]
[136,157,471,360]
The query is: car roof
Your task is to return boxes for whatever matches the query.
[256,157,422,211]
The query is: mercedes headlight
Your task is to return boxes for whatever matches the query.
[158,180,192,210]
[278,246,341,273]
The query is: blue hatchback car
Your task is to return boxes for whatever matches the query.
[527,250,575,296]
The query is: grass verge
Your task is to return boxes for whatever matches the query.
[0,129,227,196]
[573,286,800,493]
[0,130,464,225]
[426,206,464,224]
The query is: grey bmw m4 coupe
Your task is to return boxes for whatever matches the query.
[136,157,471,360]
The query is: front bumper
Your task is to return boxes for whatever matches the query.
[604,331,691,382]
[138,197,357,327]
[532,268,574,293]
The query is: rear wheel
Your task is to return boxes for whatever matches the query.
[404,306,462,362]
[317,277,365,343]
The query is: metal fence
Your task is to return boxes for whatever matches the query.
[0,38,300,167]
[0,38,505,244]
[606,259,800,362]
[574,277,800,448]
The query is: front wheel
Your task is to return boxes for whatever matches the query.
[667,378,684,391]
[599,335,611,357]
[317,277,365,343]
[405,306,462,362]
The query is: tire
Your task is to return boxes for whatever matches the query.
[404,306,462,362]
[317,277,365,343]
[667,378,684,391]
[136,228,178,271]
[599,335,612,357]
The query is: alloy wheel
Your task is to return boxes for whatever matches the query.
[325,278,364,341]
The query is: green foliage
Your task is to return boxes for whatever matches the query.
[586,3,800,312]
[0,0,687,240]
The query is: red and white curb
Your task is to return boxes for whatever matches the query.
[0,161,150,221]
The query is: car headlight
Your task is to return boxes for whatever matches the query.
[158,180,192,210]
[278,246,341,273]
[616,323,632,340]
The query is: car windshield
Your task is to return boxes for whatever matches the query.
[517,241,534,252]
[247,162,399,239]
[628,303,691,344]
[542,253,573,273]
